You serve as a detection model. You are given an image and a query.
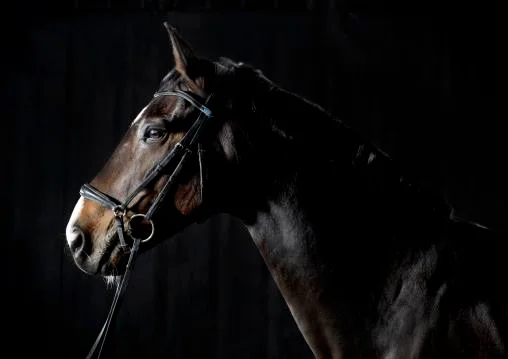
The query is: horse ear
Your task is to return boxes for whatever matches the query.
[163,22,196,75]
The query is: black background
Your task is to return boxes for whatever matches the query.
[3,2,507,358]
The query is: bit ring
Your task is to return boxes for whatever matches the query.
[126,214,155,243]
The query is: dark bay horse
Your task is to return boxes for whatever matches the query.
[65,23,507,359]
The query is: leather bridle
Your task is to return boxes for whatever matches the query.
[79,89,214,359]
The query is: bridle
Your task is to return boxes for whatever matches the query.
[79,89,214,359]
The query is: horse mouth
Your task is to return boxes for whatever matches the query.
[97,231,132,276]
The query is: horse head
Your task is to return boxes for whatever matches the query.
[65,24,267,276]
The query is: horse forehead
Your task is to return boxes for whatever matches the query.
[130,105,149,126]
[130,96,181,126]
[149,96,179,114]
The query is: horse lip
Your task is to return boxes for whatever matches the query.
[96,231,123,275]
[96,216,157,275]
[98,246,124,275]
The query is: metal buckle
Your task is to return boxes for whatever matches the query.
[126,213,155,243]
[175,142,193,155]
[113,205,126,218]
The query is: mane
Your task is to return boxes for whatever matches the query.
[216,57,352,150]
[216,57,455,225]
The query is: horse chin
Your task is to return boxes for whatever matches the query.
[103,275,122,289]
[94,231,129,276]
[97,230,156,276]
[96,211,192,277]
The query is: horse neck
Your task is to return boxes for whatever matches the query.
[236,87,384,357]
[235,84,456,358]
[242,84,393,249]
[243,169,394,358]
[239,83,451,232]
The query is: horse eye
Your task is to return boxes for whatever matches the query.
[144,127,167,143]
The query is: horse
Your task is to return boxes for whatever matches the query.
[65,23,508,359]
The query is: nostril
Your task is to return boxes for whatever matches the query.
[68,225,85,253]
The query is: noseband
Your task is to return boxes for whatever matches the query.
[80,89,214,359]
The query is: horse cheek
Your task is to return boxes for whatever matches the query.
[174,176,200,216]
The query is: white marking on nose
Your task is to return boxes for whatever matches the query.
[130,105,149,126]
[66,197,85,247]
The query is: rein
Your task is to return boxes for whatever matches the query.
[79,89,214,359]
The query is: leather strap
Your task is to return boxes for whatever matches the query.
[85,239,141,359]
